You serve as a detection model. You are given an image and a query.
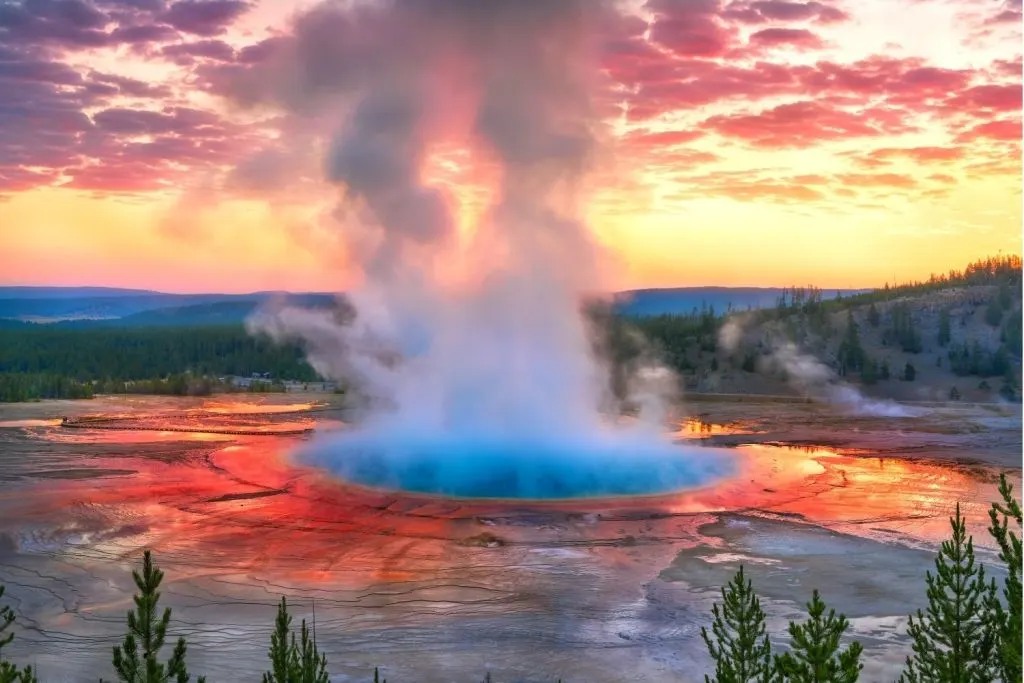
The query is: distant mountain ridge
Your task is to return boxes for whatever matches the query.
[0,289,335,324]
[0,286,161,300]
[613,286,868,317]
[0,285,870,327]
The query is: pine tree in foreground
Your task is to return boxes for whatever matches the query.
[774,590,862,683]
[986,474,1022,682]
[103,550,205,683]
[262,597,329,683]
[701,565,775,683]
[900,504,997,683]
[0,585,37,683]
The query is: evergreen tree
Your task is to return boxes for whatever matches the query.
[887,304,923,353]
[0,585,37,683]
[938,309,951,347]
[861,359,878,386]
[985,474,1022,682]
[1000,307,1022,353]
[838,311,864,374]
[264,598,292,683]
[262,598,329,683]
[985,297,1004,328]
[701,566,775,683]
[879,359,891,380]
[867,304,880,328]
[990,346,1010,377]
[997,284,1013,310]
[103,551,205,683]
[900,504,998,683]
[774,590,862,683]
[292,616,327,683]
[999,371,1020,402]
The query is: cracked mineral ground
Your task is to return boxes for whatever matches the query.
[0,394,1020,682]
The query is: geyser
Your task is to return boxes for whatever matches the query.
[244,0,734,498]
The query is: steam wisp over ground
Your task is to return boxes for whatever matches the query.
[718,319,923,418]
[246,0,732,499]
[767,343,923,418]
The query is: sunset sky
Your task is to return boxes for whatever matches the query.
[0,0,1021,293]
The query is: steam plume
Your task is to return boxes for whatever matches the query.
[245,0,731,498]
[766,343,920,418]
[718,317,920,418]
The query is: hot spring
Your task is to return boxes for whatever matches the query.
[298,426,734,500]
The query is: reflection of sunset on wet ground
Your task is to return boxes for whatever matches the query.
[0,419,63,428]
[675,417,750,438]
[199,401,321,414]
[0,394,1019,681]
[2,397,1014,568]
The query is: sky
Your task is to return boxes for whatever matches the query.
[0,0,1020,294]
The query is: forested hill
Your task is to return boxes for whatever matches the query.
[0,255,1019,403]
[620,255,1022,403]
[0,326,318,402]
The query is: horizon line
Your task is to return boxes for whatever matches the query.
[0,283,881,297]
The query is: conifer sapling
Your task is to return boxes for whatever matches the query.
[0,585,37,683]
[900,503,997,683]
[986,474,1022,682]
[701,565,775,683]
[774,590,862,683]
[262,597,329,683]
[103,550,205,683]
